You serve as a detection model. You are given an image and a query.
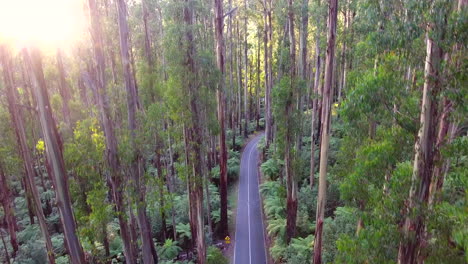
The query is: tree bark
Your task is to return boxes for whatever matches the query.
[25,47,85,264]
[313,0,338,262]
[115,0,158,263]
[214,0,229,238]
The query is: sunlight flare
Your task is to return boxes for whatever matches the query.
[0,0,86,50]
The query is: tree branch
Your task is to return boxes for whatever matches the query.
[223,7,238,19]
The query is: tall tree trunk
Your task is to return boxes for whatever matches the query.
[228,0,235,134]
[1,47,55,264]
[25,48,85,264]
[86,1,137,262]
[102,223,111,263]
[236,21,243,136]
[201,118,213,239]
[299,0,309,81]
[166,130,178,240]
[397,11,445,264]
[310,0,322,189]
[243,0,249,138]
[285,0,298,244]
[214,0,229,238]
[115,0,158,263]
[256,31,261,130]
[129,209,139,258]
[264,0,273,146]
[0,164,18,258]
[338,1,349,102]
[309,85,318,188]
[184,1,206,262]
[313,0,338,262]
[154,145,167,241]
[22,177,36,225]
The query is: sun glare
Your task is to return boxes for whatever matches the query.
[0,0,86,50]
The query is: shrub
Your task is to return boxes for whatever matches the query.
[227,152,240,180]
[206,246,228,264]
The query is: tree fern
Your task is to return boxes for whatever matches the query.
[261,158,280,180]
[270,238,287,262]
[157,239,182,260]
[176,223,191,240]
[264,196,286,219]
[267,218,286,238]
[289,234,314,256]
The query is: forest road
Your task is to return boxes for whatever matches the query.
[233,133,268,264]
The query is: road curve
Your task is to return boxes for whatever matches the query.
[233,134,267,264]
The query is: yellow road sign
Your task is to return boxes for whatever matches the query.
[225,236,231,244]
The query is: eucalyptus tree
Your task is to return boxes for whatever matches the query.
[182,0,207,261]
[284,0,298,244]
[264,0,273,146]
[86,0,137,261]
[25,48,85,264]
[310,0,325,189]
[214,0,229,237]
[398,1,459,263]
[115,0,158,262]
[313,0,338,262]
[1,47,56,263]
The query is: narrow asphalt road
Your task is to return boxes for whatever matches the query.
[233,133,267,264]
